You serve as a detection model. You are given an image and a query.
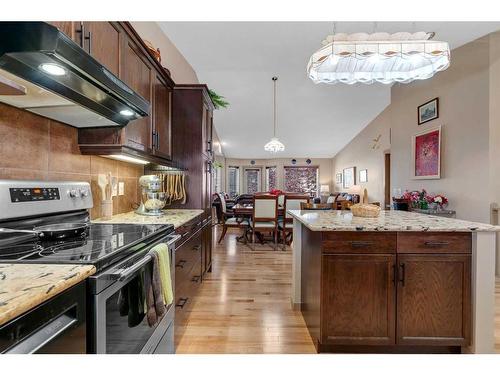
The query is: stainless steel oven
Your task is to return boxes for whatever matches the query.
[88,234,179,354]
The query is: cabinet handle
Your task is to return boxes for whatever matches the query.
[85,30,92,54]
[175,259,187,268]
[391,264,397,286]
[191,275,200,283]
[176,297,189,309]
[349,241,373,248]
[424,241,450,247]
[75,22,85,48]
[399,263,406,286]
[193,245,201,252]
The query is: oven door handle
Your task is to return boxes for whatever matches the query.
[110,235,181,281]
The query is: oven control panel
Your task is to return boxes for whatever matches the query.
[9,187,60,203]
[0,180,93,221]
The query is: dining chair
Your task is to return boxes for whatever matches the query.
[251,194,279,250]
[279,194,310,250]
[217,192,248,244]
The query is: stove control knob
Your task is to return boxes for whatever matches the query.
[68,189,78,198]
[80,189,89,198]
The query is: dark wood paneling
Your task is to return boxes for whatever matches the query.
[322,232,397,254]
[83,22,122,76]
[321,254,396,346]
[397,232,472,254]
[396,253,471,346]
[300,226,323,349]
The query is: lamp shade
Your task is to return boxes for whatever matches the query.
[320,185,330,194]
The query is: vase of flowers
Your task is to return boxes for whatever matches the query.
[432,194,449,211]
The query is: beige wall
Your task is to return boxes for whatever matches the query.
[131,22,199,84]
[332,33,498,223]
[223,158,333,195]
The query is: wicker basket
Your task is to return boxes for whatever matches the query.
[350,203,381,218]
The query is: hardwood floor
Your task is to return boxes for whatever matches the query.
[175,225,316,353]
[176,225,500,354]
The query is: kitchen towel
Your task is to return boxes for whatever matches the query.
[151,243,173,306]
[143,260,157,327]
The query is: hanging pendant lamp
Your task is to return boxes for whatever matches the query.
[264,76,285,153]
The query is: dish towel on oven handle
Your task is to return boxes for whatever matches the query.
[153,243,174,306]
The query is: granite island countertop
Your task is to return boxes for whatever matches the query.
[92,209,204,228]
[0,264,95,326]
[288,209,500,232]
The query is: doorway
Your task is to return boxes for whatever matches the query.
[384,153,391,209]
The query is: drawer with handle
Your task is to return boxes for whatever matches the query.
[397,232,472,254]
[322,232,396,254]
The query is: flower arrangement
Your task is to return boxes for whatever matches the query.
[401,189,448,210]
[269,189,284,196]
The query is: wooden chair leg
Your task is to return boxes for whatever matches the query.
[282,229,286,251]
[218,225,227,244]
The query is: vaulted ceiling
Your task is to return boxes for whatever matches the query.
[160,22,500,158]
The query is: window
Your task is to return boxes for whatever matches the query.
[284,166,319,196]
[265,166,277,191]
[244,168,261,194]
[213,165,222,193]
[227,166,240,198]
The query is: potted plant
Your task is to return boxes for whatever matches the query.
[208,90,229,110]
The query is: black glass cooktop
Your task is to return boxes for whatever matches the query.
[0,223,173,271]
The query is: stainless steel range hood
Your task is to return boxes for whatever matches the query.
[0,22,150,128]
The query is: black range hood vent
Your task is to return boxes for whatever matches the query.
[0,22,150,128]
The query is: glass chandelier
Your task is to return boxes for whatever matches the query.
[307,31,450,85]
[264,76,285,153]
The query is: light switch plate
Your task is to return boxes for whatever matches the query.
[118,182,125,196]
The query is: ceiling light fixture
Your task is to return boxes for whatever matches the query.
[264,76,285,153]
[39,63,66,76]
[307,31,450,85]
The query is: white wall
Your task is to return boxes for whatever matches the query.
[333,33,498,223]
[131,22,199,84]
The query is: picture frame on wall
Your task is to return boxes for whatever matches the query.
[418,97,439,125]
[359,169,368,183]
[335,172,343,185]
[343,167,356,189]
[412,125,442,179]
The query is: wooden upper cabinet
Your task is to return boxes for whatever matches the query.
[152,73,172,160]
[47,22,76,40]
[120,36,152,152]
[321,254,396,346]
[82,22,121,76]
[396,254,471,346]
[201,104,213,160]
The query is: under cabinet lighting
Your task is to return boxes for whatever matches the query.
[103,154,150,165]
[39,63,66,76]
[120,109,135,117]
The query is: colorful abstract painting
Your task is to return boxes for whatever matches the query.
[413,126,441,179]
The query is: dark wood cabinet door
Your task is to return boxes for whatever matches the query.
[396,254,471,346]
[83,22,121,77]
[120,37,152,152]
[321,254,396,346]
[201,224,212,276]
[152,74,172,160]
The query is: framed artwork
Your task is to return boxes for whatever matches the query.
[335,173,343,185]
[418,97,439,125]
[343,167,356,189]
[359,169,368,183]
[412,125,441,179]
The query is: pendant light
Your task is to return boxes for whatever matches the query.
[264,76,285,153]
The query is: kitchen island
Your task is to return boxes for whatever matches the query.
[288,209,500,354]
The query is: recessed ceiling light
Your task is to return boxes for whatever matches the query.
[39,63,66,76]
[120,109,135,117]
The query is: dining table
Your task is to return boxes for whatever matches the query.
[232,203,285,243]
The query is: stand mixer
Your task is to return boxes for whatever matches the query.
[136,175,167,216]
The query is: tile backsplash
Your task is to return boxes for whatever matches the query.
[0,102,143,219]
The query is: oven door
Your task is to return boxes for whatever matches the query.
[91,235,178,354]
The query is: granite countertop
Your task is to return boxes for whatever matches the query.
[288,209,500,232]
[93,209,204,228]
[0,264,95,326]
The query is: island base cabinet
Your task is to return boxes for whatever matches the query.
[321,254,396,346]
[396,254,471,347]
